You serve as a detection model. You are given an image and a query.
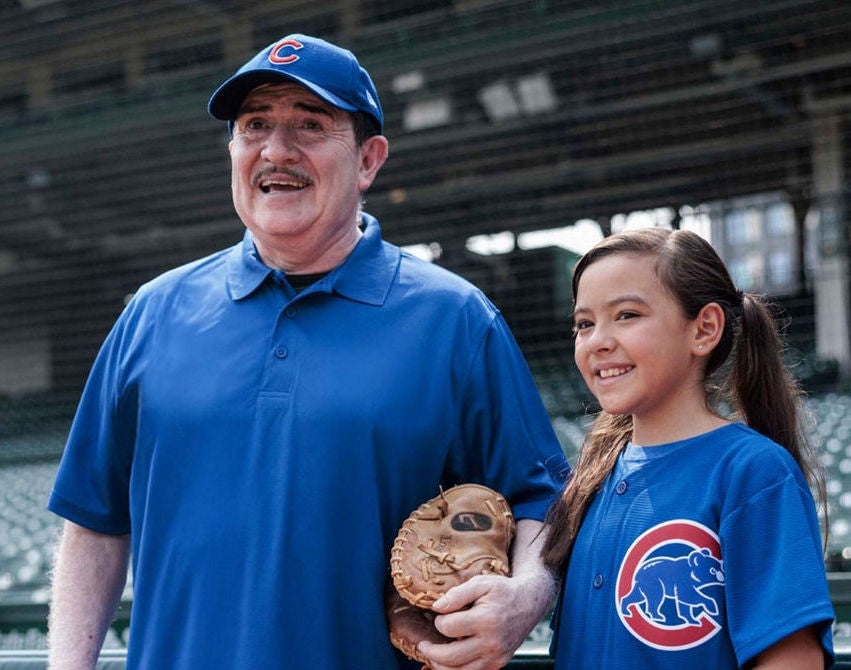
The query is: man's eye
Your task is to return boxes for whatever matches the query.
[238,118,267,132]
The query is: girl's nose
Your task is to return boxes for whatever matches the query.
[586,324,615,352]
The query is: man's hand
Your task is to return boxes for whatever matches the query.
[417,519,557,670]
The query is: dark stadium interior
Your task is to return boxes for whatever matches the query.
[0,0,850,665]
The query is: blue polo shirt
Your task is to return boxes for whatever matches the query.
[48,215,567,669]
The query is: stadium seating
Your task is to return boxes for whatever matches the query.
[812,393,851,561]
[0,461,61,606]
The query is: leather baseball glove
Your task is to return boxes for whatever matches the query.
[385,583,452,668]
[386,484,515,667]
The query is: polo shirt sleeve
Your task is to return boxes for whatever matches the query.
[47,300,142,535]
[449,310,569,521]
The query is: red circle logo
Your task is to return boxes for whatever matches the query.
[616,519,725,650]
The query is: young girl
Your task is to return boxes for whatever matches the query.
[542,228,834,668]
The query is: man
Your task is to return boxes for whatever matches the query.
[47,34,568,670]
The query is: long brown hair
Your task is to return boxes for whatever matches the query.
[541,227,827,572]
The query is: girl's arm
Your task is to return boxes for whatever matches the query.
[751,626,825,669]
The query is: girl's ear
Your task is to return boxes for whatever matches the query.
[693,302,725,356]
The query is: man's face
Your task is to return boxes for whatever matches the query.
[228,81,386,268]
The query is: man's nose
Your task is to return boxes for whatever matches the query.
[260,125,301,163]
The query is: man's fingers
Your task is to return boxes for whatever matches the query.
[431,575,501,613]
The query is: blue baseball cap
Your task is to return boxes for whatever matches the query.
[208,34,384,133]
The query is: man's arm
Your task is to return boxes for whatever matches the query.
[418,518,558,670]
[47,520,130,670]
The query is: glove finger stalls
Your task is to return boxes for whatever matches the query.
[385,583,452,669]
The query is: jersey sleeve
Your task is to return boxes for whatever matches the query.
[722,454,834,665]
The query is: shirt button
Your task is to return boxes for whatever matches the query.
[285,306,297,318]
[274,347,288,359]
[593,574,604,589]
[616,480,628,495]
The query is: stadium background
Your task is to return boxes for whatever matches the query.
[0,0,850,666]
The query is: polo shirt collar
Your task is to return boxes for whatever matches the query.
[330,214,399,306]
[226,230,274,301]
[225,214,399,306]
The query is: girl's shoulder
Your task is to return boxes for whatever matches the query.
[698,422,807,487]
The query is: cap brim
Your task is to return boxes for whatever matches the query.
[208,69,358,121]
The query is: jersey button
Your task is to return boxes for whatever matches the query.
[593,574,604,589]
[274,346,288,359]
[615,480,628,495]
[285,306,297,318]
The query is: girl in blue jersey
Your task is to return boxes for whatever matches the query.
[543,227,834,669]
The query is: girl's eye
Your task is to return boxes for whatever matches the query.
[616,311,639,321]
[573,319,593,333]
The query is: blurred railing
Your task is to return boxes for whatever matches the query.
[0,649,849,669]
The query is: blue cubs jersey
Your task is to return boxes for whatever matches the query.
[552,423,833,669]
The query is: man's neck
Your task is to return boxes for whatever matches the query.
[253,222,363,273]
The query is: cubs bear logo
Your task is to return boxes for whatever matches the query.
[616,519,725,651]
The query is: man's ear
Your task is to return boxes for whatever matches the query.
[693,302,725,356]
[358,135,389,192]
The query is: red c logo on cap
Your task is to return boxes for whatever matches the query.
[269,39,303,65]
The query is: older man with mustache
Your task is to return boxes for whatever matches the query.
[46,34,568,670]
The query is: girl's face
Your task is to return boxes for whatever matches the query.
[572,252,708,436]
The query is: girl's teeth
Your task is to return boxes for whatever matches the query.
[600,367,630,378]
